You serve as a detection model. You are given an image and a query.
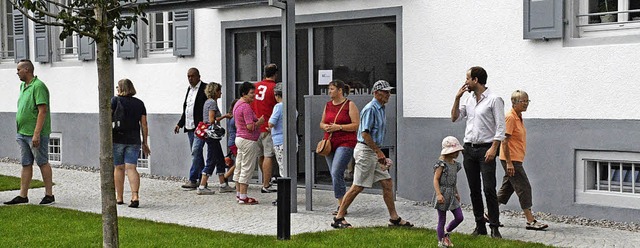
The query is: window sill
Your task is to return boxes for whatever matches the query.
[563,33,640,47]
[51,60,83,68]
[137,55,178,64]
[575,190,640,209]
[0,62,16,69]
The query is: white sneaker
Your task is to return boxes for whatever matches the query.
[196,187,215,195]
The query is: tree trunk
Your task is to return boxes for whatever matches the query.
[95,6,119,248]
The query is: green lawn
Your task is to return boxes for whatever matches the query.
[0,205,553,248]
[0,175,45,191]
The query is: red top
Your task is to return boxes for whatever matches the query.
[251,79,277,133]
[323,100,356,149]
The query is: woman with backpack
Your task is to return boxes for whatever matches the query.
[112,78,150,208]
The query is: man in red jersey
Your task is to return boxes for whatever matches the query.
[251,64,279,193]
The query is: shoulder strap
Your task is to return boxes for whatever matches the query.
[333,100,348,123]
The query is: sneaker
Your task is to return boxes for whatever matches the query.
[218,185,234,193]
[4,196,28,205]
[270,176,279,185]
[526,220,549,230]
[196,187,215,195]
[238,197,259,205]
[437,241,447,248]
[39,195,55,205]
[443,233,453,247]
[261,185,277,193]
[181,181,198,190]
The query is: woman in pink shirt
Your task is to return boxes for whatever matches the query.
[232,82,265,205]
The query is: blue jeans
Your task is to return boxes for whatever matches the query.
[188,131,205,183]
[324,146,354,199]
[113,143,141,165]
[16,133,50,166]
[201,138,225,177]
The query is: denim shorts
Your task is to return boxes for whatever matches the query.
[16,133,50,166]
[113,143,141,166]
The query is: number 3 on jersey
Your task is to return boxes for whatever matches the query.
[255,85,268,101]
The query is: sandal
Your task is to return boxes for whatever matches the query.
[331,217,353,229]
[332,206,347,216]
[388,217,414,227]
[238,197,259,205]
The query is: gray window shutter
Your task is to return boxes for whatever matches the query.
[12,9,29,63]
[34,15,51,63]
[523,0,563,40]
[117,22,137,59]
[77,36,95,61]
[173,10,194,57]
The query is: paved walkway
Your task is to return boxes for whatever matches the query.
[1,162,638,247]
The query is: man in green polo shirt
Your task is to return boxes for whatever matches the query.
[4,59,55,205]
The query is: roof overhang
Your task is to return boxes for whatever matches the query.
[143,0,269,12]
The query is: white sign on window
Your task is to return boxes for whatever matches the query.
[318,70,333,85]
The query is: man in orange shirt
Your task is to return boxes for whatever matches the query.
[251,64,278,193]
[498,90,548,231]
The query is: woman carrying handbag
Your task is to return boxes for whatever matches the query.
[319,80,360,215]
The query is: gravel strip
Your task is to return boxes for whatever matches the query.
[3,156,638,233]
[413,199,640,233]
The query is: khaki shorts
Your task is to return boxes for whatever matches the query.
[256,132,275,157]
[233,137,259,184]
[352,143,391,188]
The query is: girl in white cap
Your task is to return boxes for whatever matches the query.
[433,136,465,247]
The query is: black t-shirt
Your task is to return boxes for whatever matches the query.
[111,96,147,144]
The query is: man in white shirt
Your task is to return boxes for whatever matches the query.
[451,66,505,238]
[174,68,208,189]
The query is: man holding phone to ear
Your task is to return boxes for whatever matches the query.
[451,66,505,238]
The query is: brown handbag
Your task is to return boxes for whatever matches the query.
[316,100,348,156]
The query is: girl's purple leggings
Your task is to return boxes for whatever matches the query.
[436,207,464,241]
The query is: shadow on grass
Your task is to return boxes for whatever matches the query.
[0,205,553,247]
[0,175,45,191]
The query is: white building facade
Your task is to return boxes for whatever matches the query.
[1,0,639,222]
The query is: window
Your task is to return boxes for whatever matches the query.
[313,22,396,95]
[1,0,14,60]
[48,133,62,165]
[137,136,150,174]
[234,32,258,82]
[118,10,191,59]
[575,150,640,209]
[575,0,640,38]
[54,0,81,60]
[57,32,77,59]
[144,11,173,55]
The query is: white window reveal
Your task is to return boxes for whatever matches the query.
[58,32,78,59]
[48,133,62,165]
[575,150,640,209]
[54,0,76,59]
[576,0,640,38]
[145,11,173,55]
[1,0,15,60]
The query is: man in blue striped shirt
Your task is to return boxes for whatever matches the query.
[331,80,414,229]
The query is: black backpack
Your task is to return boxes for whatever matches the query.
[112,97,135,133]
